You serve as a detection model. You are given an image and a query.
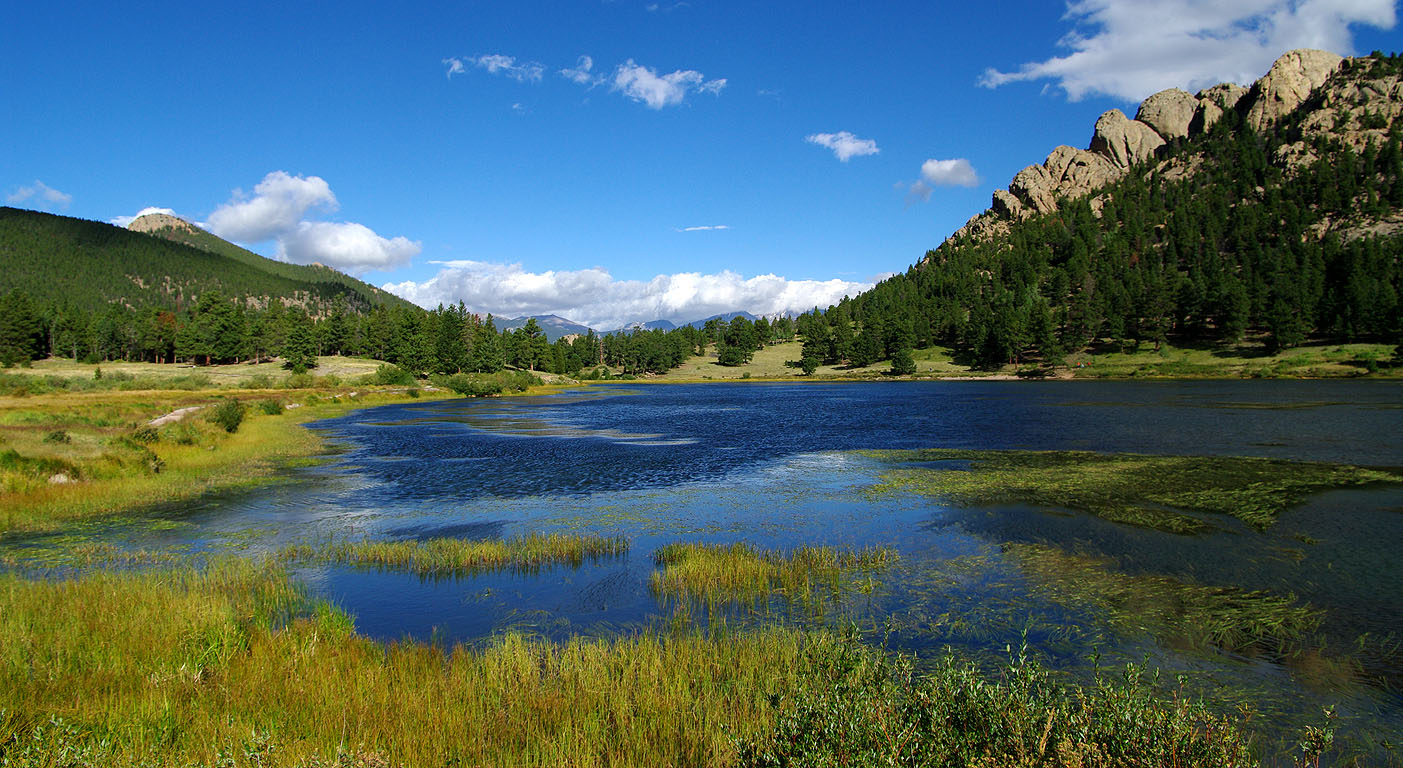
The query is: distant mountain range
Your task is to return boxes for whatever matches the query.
[493,311,776,341]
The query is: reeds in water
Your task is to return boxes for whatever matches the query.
[650,542,895,605]
[291,532,629,575]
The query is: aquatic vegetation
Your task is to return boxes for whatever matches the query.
[1005,543,1323,659]
[0,560,1264,767]
[650,541,895,606]
[290,533,630,575]
[862,449,1402,531]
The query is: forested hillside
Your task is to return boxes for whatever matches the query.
[0,208,413,316]
[795,51,1403,370]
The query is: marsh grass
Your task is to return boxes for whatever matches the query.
[0,390,447,535]
[862,449,1402,531]
[288,533,630,575]
[0,559,1268,767]
[1006,543,1323,658]
[650,542,896,607]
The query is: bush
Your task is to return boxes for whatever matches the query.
[257,399,283,416]
[365,364,415,386]
[129,426,159,444]
[207,399,247,434]
[316,374,341,388]
[43,430,70,444]
[439,370,542,398]
[282,373,315,389]
[246,373,274,389]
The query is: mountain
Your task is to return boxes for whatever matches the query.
[827,50,1403,370]
[608,319,677,334]
[0,208,417,317]
[686,311,760,329]
[494,314,595,342]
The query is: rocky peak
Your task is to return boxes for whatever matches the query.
[1245,49,1343,132]
[1090,109,1167,168]
[128,212,198,235]
[950,48,1374,244]
[1135,88,1197,141]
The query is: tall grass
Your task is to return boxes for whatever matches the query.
[289,533,629,575]
[0,560,1266,767]
[650,542,895,605]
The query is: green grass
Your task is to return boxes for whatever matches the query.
[863,449,1403,532]
[287,533,630,575]
[650,542,896,605]
[0,560,1265,767]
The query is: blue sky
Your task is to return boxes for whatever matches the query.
[3,0,1398,329]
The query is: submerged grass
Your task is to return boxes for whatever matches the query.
[650,542,896,606]
[288,533,629,575]
[862,448,1403,532]
[1006,543,1324,658]
[0,559,1266,767]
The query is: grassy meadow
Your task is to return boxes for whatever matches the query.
[640,338,1400,382]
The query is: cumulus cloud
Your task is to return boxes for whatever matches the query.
[108,206,177,228]
[980,0,1397,102]
[920,158,980,187]
[207,171,337,242]
[277,222,421,274]
[560,55,601,86]
[383,262,871,330]
[806,131,880,162]
[6,180,72,209]
[612,59,727,109]
[206,171,420,275]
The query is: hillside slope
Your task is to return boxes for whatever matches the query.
[819,50,1402,370]
[0,208,415,316]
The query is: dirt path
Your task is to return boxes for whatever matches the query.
[147,406,204,427]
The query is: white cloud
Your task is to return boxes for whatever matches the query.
[443,57,466,78]
[904,180,933,205]
[278,221,420,274]
[612,59,727,109]
[383,262,871,330]
[206,171,420,275]
[560,55,601,86]
[980,0,1397,102]
[109,206,177,228]
[6,179,72,209]
[806,131,880,162]
[470,54,545,83]
[921,158,980,188]
[678,225,731,232]
[207,171,337,242]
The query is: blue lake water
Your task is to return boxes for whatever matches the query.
[13,379,1403,761]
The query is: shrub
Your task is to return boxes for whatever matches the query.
[129,426,159,444]
[282,373,315,389]
[43,430,70,444]
[207,399,247,434]
[366,364,415,386]
[246,373,274,389]
[316,374,341,388]
[257,399,283,416]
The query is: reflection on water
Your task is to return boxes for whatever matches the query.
[8,380,1403,760]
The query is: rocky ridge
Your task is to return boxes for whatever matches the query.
[952,48,1400,243]
[128,212,200,236]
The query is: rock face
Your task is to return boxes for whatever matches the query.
[952,48,1360,243]
[1136,88,1197,141]
[128,212,198,235]
[1246,49,1343,131]
[1090,109,1167,168]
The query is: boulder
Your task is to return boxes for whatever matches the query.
[1136,88,1197,140]
[1089,109,1165,168]
[1194,83,1249,131]
[1246,49,1343,131]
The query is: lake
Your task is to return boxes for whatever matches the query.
[38,380,1403,760]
